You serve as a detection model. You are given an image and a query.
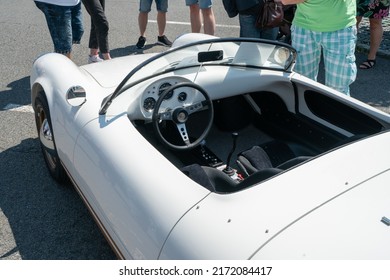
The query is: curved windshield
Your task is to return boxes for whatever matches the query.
[99,37,296,114]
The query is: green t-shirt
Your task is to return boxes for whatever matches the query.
[293,0,357,32]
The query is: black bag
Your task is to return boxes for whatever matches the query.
[256,0,284,29]
[223,0,261,18]
[222,0,238,18]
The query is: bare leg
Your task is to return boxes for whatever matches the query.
[367,17,383,60]
[102,52,111,60]
[157,11,166,37]
[201,7,215,35]
[138,11,148,37]
[189,4,201,33]
[90,48,99,56]
[356,16,362,29]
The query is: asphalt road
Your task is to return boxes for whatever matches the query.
[1,0,389,260]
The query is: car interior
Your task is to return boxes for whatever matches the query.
[132,80,387,194]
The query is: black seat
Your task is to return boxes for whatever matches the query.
[181,164,282,193]
[237,140,311,176]
[181,164,237,192]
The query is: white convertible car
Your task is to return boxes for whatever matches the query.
[31,34,390,259]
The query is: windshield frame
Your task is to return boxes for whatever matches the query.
[99,37,296,115]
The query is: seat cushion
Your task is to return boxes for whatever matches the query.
[237,140,309,176]
[181,164,238,192]
[181,164,215,192]
[237,146,273,175]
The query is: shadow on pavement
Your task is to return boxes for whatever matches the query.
[0,138,116,260]
[0,76,31,110]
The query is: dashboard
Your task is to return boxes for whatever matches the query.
[140,77,205,119]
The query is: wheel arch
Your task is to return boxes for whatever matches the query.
[31,82,43,108]
[31,52,81,111]
[31,79,54,111]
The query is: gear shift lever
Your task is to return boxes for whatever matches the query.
[223,132,238,176]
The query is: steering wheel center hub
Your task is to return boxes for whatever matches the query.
[173,109,189,124]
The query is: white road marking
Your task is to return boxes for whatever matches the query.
[3,103,34,113]
[149,20,240,29]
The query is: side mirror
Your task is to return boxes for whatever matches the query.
[66,85,86,107]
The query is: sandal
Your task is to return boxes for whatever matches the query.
[359,59,376,69]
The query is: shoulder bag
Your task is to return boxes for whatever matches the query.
[256,0,284,29]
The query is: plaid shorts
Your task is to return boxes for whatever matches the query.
[291,25,357,95]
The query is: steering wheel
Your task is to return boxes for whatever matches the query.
[152,82,214,151]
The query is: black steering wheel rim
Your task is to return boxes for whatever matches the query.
[152,82,214,150]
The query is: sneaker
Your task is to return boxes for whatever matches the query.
[157,35,172,47]
[136,36,146,49]
[88,55,103,64]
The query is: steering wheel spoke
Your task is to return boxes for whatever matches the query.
[183,100,208,116]
[176,123,191,145]
[158,111,173,121]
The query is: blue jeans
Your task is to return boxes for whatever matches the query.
[239,14,278,40]
[35,1,84,54]
[139,0,168,13]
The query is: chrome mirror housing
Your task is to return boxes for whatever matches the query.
[66,85,86,106]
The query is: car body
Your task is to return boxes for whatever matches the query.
[30,33,390,259]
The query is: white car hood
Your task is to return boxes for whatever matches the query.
[80,53,157,88]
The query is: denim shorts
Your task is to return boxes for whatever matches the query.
[139,0,168,13]
[35,1,84,54]
[185,0,212,9]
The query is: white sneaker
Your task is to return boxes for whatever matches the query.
[88,55,103,63]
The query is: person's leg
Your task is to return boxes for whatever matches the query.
[136,11,148,49]
[238,14,260,38]
[198,0,215,35]
[356,15,362,29]
[81,0,97,53]
[291,25,322,82]
[189,4,202,33]
[71,2,84,45]
[71,2,85,61]
[56,7,74,59]
[138,0,153,37]
[322,26,357,95]
[156,0,168,36]
[238,14,277,40]
[259,27,278,40]
[87,15,98,56]
[35,2,74,58]
[200,7,215,35]
[367,18,383,61]
[136,0,152,49]
[156,11,166,36]
[82,0,110,59]
[155,0,172,46]
[359,18,383,69]
[138,12,148,36]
